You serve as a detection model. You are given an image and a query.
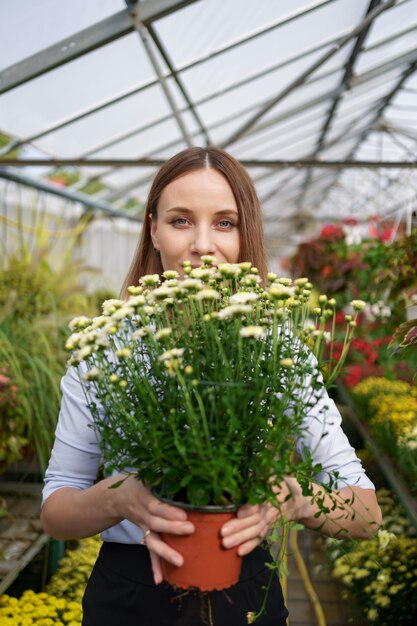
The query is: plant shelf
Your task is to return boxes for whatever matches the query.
[335,386,417,531]
[0,481,49,595]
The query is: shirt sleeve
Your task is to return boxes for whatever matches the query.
[42,365,102,506]
[297,384,375,490]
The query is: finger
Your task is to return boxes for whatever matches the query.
[221,506,264,536]
[147,497,190,521]
[222,522,266,549]
[141,514,195,536]
[146,532,184,570]
[236,503,260,518]
[237,537,264,557]
[149,549,164,585]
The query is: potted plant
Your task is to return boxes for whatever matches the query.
[65,259,361,592]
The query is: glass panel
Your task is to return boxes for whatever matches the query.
[0,0,122,69]
[364,0,416,48]
[154,0,350,68]
[356,33,417,74]
[0,33,155,138]
[34,84,172,157]
[257,71,344,127]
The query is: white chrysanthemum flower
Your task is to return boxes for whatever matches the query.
[82,367,102,381]
[79,329,101,346]
[241,274,262,285]
[163,270,180,280]
[351,299,366,311]
[239,326,266,339]
[229,291,259,305]
[195,288,221,301]
[90,315,107,329]
[127,285,143,295]
[190,267,215,280]
[377,529,395,550]
[133,328,150,338]
[116,348,132,359]
[158,347,185,362]
[238,262,252,271]
[181,278,204,291]
[139,274,160,286]
[149,286,175,301]
[143,305,156,316]
[217,263,242,277]
[155,328,172,340]
[268,284,294,299]
[75,345,94,361]
[280,358,294,368]
[267,272,277,283]
[65,332,82,351]
[111,305,135,320]
[201,255,216,265]
[294,277,308,286]
[128,295,146,307]
[217,304,252,319]
[163,279,179,288]
[276,277,292,286]
[102,299,125,315]
[68,315,92,331]
[312,330,331,343]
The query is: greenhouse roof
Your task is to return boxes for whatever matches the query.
[0,0,416,245]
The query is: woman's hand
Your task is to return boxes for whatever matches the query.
[113,476,195,584]
[220,502,279,556]
[220,478,305,556]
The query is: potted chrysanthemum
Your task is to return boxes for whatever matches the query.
[65,258,361,592]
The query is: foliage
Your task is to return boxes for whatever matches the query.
[324,488,417,625]
[288,224,363,304]
[0,218,97,471]
[0,536,102,626]
[289,225,417,312]
[351,377,417,491]
[0,131,21,160]
[0,367,28,467]
[66,259,361,510]
[46,536,102,603]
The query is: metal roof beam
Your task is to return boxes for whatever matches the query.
[317,59,417,207]
[146,23,211,146]
[0,168,141,221]
[2,158,415,169]
[297,0,383,208]
[221,0,396,148]
[1,16,345,159]
[130,13,193,147]
[0,0,337,155]
[0,0,197,95]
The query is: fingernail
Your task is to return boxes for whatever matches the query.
[173,556,182,567]
[221,524,230,536]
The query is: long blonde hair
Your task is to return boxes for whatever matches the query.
[121,147,267,297]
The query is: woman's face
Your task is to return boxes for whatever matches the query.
[150,168,240,275]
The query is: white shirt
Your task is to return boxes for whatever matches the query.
[42,365,375,544]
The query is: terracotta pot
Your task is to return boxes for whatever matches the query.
[160,508,242,591]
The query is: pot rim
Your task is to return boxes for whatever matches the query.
[152,490,240,512]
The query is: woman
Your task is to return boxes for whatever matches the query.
[41,146,381,625]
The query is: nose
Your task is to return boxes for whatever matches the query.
[190,225,216,256]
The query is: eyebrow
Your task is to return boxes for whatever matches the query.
[166,207,238,215]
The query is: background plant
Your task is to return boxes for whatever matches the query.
[351,377,417,491]
[323,487,417,625]
[0,210,100,472]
